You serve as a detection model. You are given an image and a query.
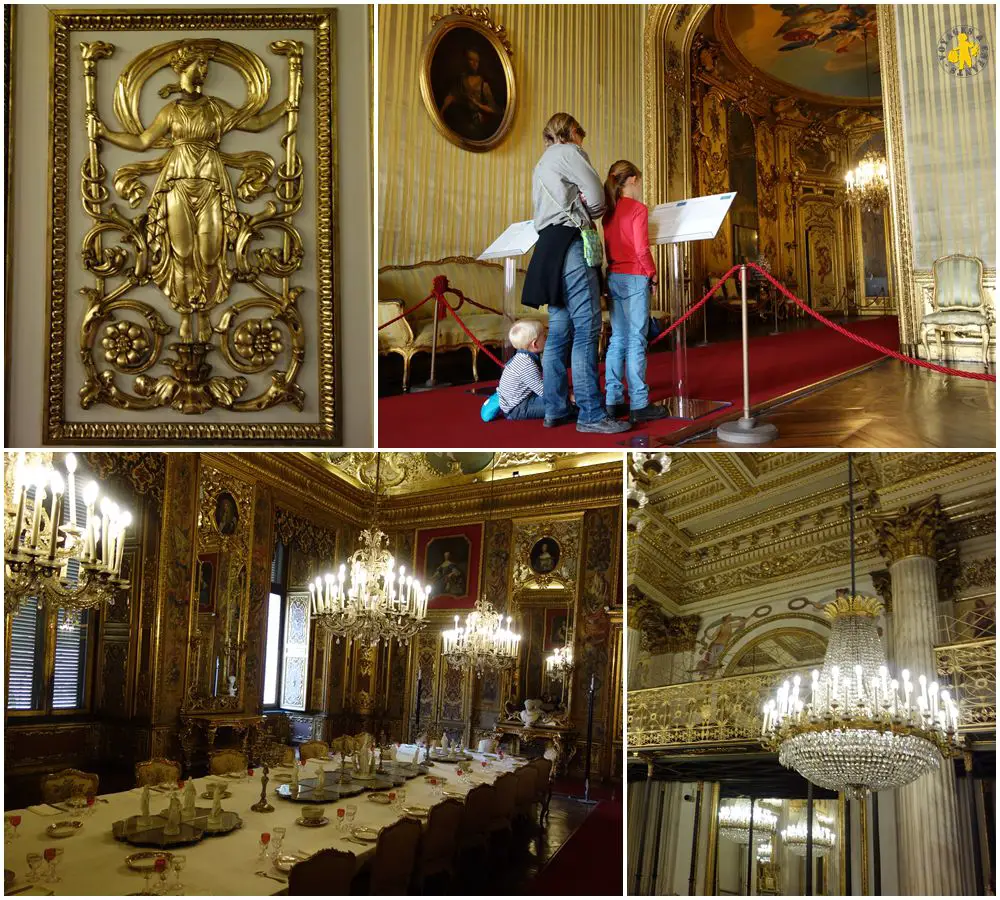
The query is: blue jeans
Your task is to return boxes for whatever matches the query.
[505,393,546,420]
[543,239,604,424]
[605,273,651,410]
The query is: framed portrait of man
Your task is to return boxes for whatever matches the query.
[419,8,516,152]
[543,607,570,652]
[416,523,483,609]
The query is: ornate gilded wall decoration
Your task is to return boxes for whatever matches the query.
[45,11,336,443]
[420,6,516,153]
[513,517,582,590]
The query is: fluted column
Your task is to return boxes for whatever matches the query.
[872,498,970,896]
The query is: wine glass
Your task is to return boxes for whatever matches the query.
[171,854,187,894]
[43,847,63,883]
[388,791,398,812]
[152,856,169,895]
[26,853,44,884]
[336,807,346,832]
[270,826,286,859]
[84,796,97,819]
[7,814,21,840]
[258,832,271,861]
[396,788,407,810]
[345,804,357,828]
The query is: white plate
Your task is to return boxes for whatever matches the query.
[46,820,83,839]
[402,806,430,818]
[273,852,310,874]
[350,825,380,842]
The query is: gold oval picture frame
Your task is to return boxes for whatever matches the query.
[419,9,516,153]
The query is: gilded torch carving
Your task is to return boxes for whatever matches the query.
[78,37,307,415]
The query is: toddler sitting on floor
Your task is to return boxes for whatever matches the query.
[482,320,546,421]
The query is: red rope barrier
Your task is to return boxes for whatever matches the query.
[648,264,741,346]
[748,263,996,383]
[442,301,506,369]
[378,292,433,330]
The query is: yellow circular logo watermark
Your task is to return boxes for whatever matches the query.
[938,26,989,76]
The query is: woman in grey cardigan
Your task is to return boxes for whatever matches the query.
[521,113,630,434]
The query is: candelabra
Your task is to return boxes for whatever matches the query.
[249,738,288,814]
[545,642,574,707]
[781,820,836,857]
[5,453,131,617]
[718,799,778,845]
[442,599,521,676]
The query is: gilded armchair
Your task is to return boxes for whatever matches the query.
[921,253,992,365]
[208,748,248,776]
[40,769,100,804]
[298,739,330,761]
[135,758,182,788]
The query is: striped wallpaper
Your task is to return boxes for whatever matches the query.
[378,4,645,266]
[895,4,996,267]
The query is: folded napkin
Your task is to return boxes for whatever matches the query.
[26,804,65,817]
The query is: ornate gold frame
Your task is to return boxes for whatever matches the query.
[43,9,338,444]
[418,6,516,154]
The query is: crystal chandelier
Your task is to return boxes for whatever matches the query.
[781,820,836,857]
[627,452,670,532]
[440,457,521,676]
[761,455,962,797]
[844,30,889,212]
[756,841,773,863]
[845,149,889,212]
[545,643,574,681]
[309,455,429,647]
[718,799,778,845]
[5,452,131,617]
[442,599,521,676]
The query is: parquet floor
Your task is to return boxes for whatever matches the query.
[675,359,995,448]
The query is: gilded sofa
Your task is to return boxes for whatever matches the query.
[378,257,542,390]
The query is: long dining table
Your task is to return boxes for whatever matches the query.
[4,751,524,895]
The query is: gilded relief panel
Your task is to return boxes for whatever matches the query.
[45,11,337,444]
[694,88,731,278]
[799,194,844,310]
[755,122,780,269]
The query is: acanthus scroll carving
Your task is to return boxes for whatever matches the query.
[870,496,948,566]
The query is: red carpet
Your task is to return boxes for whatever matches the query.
[378,316,900,448]
[530,799,623,896]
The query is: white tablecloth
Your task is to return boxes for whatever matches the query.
[4,753,522,895]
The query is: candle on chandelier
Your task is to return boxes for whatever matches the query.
[46,472,65,562]
[83,481,99,562]
[28,470,48,551]
[10,456,27,554]
[65,453,78,527]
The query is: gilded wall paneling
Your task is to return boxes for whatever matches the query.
[797,191,846,311]
[511,513,583,592]
[44,10,338,444]
[694,88,731,280]
[151,454,199,744]
[754,121,780,269]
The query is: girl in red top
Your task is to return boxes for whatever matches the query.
[602,161,667,423]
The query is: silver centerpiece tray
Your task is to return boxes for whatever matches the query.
[112,815,204,848]
[161,807,243,836]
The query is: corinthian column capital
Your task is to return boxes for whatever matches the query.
[870,496,947,566]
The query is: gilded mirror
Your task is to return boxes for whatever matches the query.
[186,466,254,711]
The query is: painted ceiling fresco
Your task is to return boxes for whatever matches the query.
[721,4,881,101]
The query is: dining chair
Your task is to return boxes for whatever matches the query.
[279,745,296,766]
[208,749,248,776]
[529,757,553,824]
[413,798,463,892]
[513,765,538,823]
[288,847,356,895]
[369,817,422,895]
[457,783,494,861]
[298,740,330,761]
[486,772,518,859]
[40,768,100,804]
[134,758,182,788]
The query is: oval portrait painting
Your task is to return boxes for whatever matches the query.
[530,538,560,575]
[214,491,239,535]
[420,11,516,152]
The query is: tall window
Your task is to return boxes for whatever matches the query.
[261,541,311,712]
[262,542,288,709]
[6,463,97,715]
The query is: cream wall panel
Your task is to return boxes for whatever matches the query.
[378,3,644,266]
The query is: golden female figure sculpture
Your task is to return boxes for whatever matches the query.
[78,37,307,414]
[93,44,288,344]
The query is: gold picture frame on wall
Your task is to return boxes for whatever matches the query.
[419,6,516,153]
[43,9,338,444]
